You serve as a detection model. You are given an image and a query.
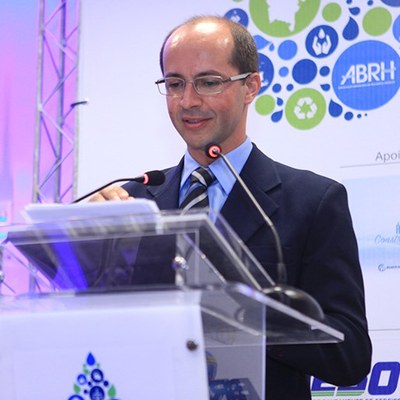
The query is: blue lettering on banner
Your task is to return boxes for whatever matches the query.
[311,362,400,398]
[369,362,400,395]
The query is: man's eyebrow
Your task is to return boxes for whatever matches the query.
[164,71,224,79]
[164,72,184,78]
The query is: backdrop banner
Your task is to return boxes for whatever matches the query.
[75,1,400,398]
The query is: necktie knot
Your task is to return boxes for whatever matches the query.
[190,167,214,187]
[180,167,214,211]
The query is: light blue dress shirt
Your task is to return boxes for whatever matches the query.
[179,137,253,215]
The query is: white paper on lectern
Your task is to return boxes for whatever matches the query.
[22,199,160,223]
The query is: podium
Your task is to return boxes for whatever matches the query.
[0,204,343,399]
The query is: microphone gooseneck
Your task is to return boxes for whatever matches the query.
[207,143,286,284]
[72,170,165,203]
[205,143,324,321]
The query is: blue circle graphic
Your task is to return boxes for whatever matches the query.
[258,53,274,94]
[292,59,318,84]
[77,374,87,385]
[279,66,289,77]
[89,386,105,400]
[272,83,282,93]
[306,25,338,58]
[345,111,354,120]
[91,368,104,383]
[278,40,297,60]
[332,40,400,110]
[320,66,330,76]
[393,15,400,43]
[224,9,249,27]
[380,0,400,6]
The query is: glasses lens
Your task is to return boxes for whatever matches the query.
[162,78,185,96]
[194,76,223,95]
[157,76,227,96]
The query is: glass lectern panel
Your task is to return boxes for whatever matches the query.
[2,209,272,293]
[0,204,343,346]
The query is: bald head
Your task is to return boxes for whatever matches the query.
[159,16,259,75]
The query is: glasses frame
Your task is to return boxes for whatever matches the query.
[155,72,253,97]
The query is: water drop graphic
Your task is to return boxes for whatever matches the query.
[254,35,271,50]
[87,353,96,366]
[271,110,283,122]
[349,7,360,16]
[343,17,359,40]
[328,100,343,117]
[321,84,331,91]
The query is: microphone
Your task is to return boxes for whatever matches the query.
[72,170,165,203]
[206,143,324,321]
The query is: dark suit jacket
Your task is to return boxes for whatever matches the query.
[124,144,372,399]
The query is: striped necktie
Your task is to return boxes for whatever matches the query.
[180,167,214,211]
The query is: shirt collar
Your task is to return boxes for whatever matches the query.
[181,137,253,194]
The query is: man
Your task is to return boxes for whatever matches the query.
[92,16,371,399]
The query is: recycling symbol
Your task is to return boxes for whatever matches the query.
[285,88,326,130]
[294,97,318,119]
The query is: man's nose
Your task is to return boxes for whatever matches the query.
[179,82,202,108]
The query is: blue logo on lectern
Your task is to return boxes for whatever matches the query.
[68,353,120,400]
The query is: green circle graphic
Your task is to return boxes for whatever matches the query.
[255,95,275,115]
[249,0,321,38]
[322,2,342,22]
[285,89,326,130]
[363,8,392,36]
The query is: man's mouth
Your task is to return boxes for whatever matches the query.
[183,116,210,126]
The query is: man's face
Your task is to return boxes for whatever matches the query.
[162,21,260,165]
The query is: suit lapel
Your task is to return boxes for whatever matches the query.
[143,146,281,243]
[221,145,281,243]
[146,160,183,210]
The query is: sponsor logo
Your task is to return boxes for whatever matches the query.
[375,223,400,252]
[378,263,400,272]
[311,361,400,399]
[332,41,400,110]
[224,1,400,129]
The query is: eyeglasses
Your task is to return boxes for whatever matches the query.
[155,72,252,97]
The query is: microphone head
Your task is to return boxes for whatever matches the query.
[142,170,165,186]
[262,284,325,321]
[205,143,221,159]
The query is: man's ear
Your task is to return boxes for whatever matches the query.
[244,72,261,104]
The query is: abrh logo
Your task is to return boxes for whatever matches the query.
[340,61,396,87]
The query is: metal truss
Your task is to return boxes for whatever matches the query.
[33,0,80,204]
